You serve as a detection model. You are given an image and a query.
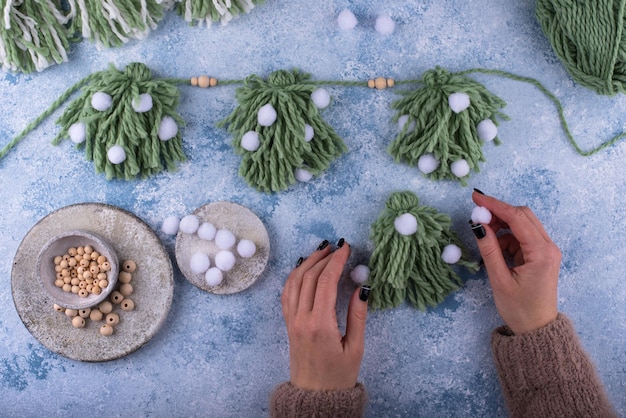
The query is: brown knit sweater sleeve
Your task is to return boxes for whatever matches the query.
[491,313,616,417]
[269,382,367,418]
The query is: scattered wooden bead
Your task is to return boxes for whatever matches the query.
[106,313,120,326]
[78,308,91,318]
[120,299,135,312]
[119,271,132,284]
[65,308,78,317]
[100,324,113,336]
[72,316,86,328]
[122,260,136,273]
[99,301,113,314]
[119,283,133,297]
[53,304,64,313]
[89,309,103,321]
[110,291,124,304]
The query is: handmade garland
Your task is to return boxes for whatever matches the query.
[1,62,625,185]
[366,190,479,310]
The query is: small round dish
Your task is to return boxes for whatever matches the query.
[37,230,119,310]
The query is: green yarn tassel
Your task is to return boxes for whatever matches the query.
[367,191,479,311]
[389,67,509,186]
[0,0,71,73]
[217,69,347,192]
[67,0,165,48]
[52,62,186,180]
[175,0,262,26]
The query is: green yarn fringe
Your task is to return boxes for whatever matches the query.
[389,67,509,186]
[0,0,71,73]
[174,0,262,26]
[52,62,186,180]
[367,191,479,311]
[217,69,347,192]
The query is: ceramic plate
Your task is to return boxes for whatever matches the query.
[12,203,173,362]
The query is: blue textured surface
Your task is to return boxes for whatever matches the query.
[1,1,625,416]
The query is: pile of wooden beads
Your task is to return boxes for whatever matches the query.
[52,245,112,298]
[53,259,137,336]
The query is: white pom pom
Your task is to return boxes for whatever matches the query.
[161,215,180,235]
[471,206,492,224]
[257,103,277,127]
[237,239,257,258]
[417,153,439,174]
[350,264,370,285]
[311,88,331,109]
[337,9,358,30]
[241,131,260,151]
[215,250,236,271]
[68,122,86,144]
[441,244,462,264]
[179,214,200,234]
[448,92,470,113]
[215,229,236,250]
[197,222,217,241]
[375,15,395,35]
[91,91,113,111]
[394,213,418,236]
[295,168,313,182]
[477,119,498,142]
[304,124,314,142]
[205,267,224,287]
[158,116,178,141]
[107,145,126,164]
[450,159,470,177]
[132,93,153,113]
[190,252,211,274]
[398,115,415,133]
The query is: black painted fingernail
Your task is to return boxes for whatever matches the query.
[359,285,371,302]
[471,223,486,239]
[337,238,345,248]
[296,257,303,267]
[473,188,485,195]
[317,240,329,250]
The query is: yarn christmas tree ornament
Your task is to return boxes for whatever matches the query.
[367,191,479,311]
[0,0,71,73]
[217,69,348,192]
[174,0,262,26]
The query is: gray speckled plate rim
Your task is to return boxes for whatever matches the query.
[11,202,174,362]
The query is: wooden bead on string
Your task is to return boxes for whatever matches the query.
[191,75,218,88]
[368,77,395,90]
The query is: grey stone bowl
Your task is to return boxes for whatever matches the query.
[37,230,119,310]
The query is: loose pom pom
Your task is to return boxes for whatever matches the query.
[257,103,277,127]
[394,213,418,236]
[158,116,178,141]
[215,229,236,250]
[304,124,314,142]
[179,214,200,234]
[215,250,236,271]
[190,253,211,274]
[350,264,370,285]
[450,159,470,177]
[375,15,395,35]
[311,88,331,109]
[448,92,471,113]
[417,153,439,174]
[471,206,492,224]
[237,239,257,258]
[205,267,224,287]
[91,92,113,111]
[68,122,87,144]
[241,131,260,151]
[197,222,217,241]
[107,145,126,164]
[295,168,313,182]
[161,215,180,235]
[337,9,358,30]
[441,244,462,264]
[477,119,498,142]
[132,93,153,113]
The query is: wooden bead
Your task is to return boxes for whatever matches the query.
[97,255,107,264]
[78,289,89,298]
[79,259,90,268]
[89,309,103,321]
[68,258,77,267]
[99,279,109,289]
[53,304,64,313]
[198,75,217,88]
[119,283,133,297]
[97,272,107,281]
[55,265,62,273]
[78,281,87,289]
[122,260,137,273]
[84,245,93,254]
[106,313,120,326]
[71,285,80,294]
[100,324,114,336]
[90,265,99,275]
[54,256,63,265]
[62,283,72,292]
[72,316,86,328]
[54,279,64,288]
[191,77,198,86]
[99,301,113,314]
[100,262,111,272]
[60,259,68,269]
[68,247,77,256]
[90,251,100,261]
[119,271,132,284]
[91,286,102,295]
[78,308,91,318]
[71,277,80,286]
[110,291,124,304]
[65,308,78,317]
[120,298,135,312]
[55,272,64,280]
[76,246,85,255]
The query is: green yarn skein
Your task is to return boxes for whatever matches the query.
[536,0,626,96]
[175,0,263,26]
[52,62,186,180]
[368,191,479,311]
[389,67,509,186]
[218,69,347,192]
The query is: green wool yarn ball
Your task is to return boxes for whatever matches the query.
[536,0,626,96]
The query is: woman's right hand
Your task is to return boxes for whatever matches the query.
[471,191,561,335]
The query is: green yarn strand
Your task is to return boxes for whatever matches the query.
[175,0,263,26]
[367,191,479,311]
